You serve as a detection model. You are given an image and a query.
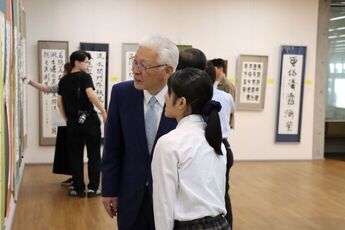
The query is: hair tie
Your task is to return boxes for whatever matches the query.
[201,100,222,116]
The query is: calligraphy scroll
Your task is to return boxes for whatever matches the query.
[275,46,306,142]
[38,41,68,145]
[122,43,138,82]
[80,43,109,138]
[235,55,268,110]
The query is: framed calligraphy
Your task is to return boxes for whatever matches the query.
[38,41,68,145]
[122,43,138,82]
[80,42,109,138]
[235,55,268,111]
[275,46,307,142]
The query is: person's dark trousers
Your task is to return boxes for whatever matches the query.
[222,138,233,228]
[67,120,85,193]
[67,114,101,193]
[126,186,155,230]
[84,114,101,190]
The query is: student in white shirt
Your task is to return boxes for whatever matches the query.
[152,68,230,230]
[176,47,235,227]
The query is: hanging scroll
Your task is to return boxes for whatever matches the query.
[80,42,109,138]
[121,43,138,82]
[275,46,307,142]
[38,41,68,145]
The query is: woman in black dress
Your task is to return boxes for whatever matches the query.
[23,62,73,186]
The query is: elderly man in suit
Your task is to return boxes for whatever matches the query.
[101,34,179,230]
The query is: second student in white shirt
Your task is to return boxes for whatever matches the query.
[152,68,230,230]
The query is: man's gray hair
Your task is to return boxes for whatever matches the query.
[139,34,179,71]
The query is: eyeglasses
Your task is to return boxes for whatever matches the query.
[131,57,167,72]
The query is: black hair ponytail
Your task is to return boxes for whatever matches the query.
[168,68,223,156]
[202,100,223,155]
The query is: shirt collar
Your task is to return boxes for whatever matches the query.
[177,114,204,128]
[143,85,167,107]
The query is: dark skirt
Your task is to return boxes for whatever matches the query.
[52,126,72,175]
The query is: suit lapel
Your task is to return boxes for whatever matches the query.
[130,89,150,155]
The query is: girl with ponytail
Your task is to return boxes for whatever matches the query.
[152,68,230,230]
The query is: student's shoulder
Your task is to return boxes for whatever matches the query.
[214,88,232,101]
[156,129,178,146]
[155,131,179,154]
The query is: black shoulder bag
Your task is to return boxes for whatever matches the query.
[77,75,89,124]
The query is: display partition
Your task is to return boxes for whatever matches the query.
[19,4,26,151]
[1,0,27,228]
[0,9,6,230]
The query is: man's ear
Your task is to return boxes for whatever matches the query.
[165,65,174,75]
[163,66,174,81]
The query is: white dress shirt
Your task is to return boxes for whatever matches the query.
[152,114,227,230]
[143,85,167,133]
[212,88,235,139]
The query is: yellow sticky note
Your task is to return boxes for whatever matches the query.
[111,76,119,83]
[267,79,275,84]
[305,79,312,85]
[228,77,236,84]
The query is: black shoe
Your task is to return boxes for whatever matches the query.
[69,190,86,198]
[61,177,73,187]
[86,189,101,197]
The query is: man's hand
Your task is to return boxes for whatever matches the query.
[102,111,107,125]
[102,197,118,218]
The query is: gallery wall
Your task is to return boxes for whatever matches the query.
[22,0,321,163]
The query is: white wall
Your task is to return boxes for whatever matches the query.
[22,0,320,163]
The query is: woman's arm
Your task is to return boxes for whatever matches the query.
[22,76,54,93]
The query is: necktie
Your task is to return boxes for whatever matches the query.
[145,96,158,153]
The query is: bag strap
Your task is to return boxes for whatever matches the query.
[77,75,82,113]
